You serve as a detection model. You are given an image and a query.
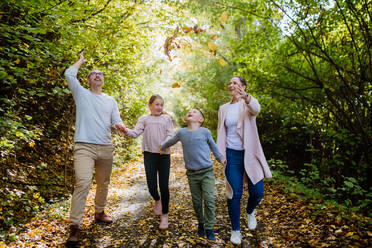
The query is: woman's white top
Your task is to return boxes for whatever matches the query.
[225,101,244,150]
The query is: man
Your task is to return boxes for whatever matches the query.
[64,51,126,245]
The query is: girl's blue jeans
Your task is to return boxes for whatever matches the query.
[225,148,264,231]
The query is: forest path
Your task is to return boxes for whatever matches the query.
[7,145,368,247]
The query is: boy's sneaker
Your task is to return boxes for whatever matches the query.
[230,230,241,245]
[247,211,257,230]
[205,229,216,241]
[197,223,205,236]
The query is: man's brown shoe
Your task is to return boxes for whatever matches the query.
[95,211,113,223]
[66,224,81,246]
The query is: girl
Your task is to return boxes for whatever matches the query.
[123,94,174,229]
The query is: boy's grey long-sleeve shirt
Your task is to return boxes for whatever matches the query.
[64,66,123,145]
[161,127,222,170]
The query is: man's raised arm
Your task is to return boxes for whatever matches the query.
[64,51,86,94]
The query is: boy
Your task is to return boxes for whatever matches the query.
[160,108,226,241]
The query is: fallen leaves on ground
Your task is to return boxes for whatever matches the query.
[6,145,371,247]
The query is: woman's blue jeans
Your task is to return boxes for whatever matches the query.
[225,148,264,231]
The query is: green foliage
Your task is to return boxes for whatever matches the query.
[0,0,371,241]
[0,0,166,239]
[166,0,371,214]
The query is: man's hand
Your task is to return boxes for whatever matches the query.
[78,50,86,63]
[72,50,86,69]
[114,123,127,135]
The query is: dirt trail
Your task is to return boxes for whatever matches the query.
[7,144,370,247]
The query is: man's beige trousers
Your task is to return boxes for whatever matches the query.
[69,142,114,227]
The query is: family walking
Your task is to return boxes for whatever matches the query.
[64,51,271,246]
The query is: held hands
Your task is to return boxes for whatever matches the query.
[159,145,165,155]
[114,123,128,135]
[221,156,227,166]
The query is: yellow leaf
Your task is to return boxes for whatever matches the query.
[172,83,180,88]
[15,131,24,137]
[63,218,70,223]
[210,34,217,40]
[218,58,227,66]
[186,238,195,244]
[221,12,228,22]
[14,58,20,64]
[208,42,217,52]
[29,141,35,148]
[180,117,185,123]
[23,43,29,48]
[345,232,354,237]
[182,26,193,33]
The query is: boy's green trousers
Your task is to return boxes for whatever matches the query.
[186,166,215,229]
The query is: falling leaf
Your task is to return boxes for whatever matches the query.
[221,12,227,22]
[182,26,193,33]
[210,34,217,40]
[193,24,205,35]
[14,58,20,64]
[220,24,225,29]
[218,58,227,66]
[172,82,180,88]
[180,117,185,123]
[208,42,217,52]
[164,27,180,61]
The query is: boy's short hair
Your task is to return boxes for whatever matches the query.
[195,108,205,126]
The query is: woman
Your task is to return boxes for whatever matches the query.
[216,76,272,245]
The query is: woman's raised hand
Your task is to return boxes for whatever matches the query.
[235,84,247,99]
[236,84,251,103]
